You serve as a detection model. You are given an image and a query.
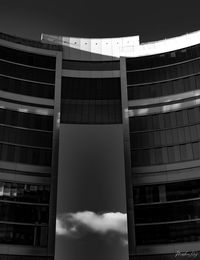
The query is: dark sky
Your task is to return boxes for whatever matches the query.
[1,0,200,42]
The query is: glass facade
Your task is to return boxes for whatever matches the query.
[0,35,56,259]
[61,77,122,124]
[4,30,200,260]
[127,40,200,254]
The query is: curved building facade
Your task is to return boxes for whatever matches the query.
[0,34,62,259]
[42,31,200,259]
[126,43,200,259]
[2,30,200,259]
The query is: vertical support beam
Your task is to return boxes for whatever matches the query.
[120,57,136,259]
[48,51,62,258]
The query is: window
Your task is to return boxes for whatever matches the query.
[136,220,200,245]
[0,109,53,131]
[0,45,55,69]
[0,60,55,84]
[0,76,54,98]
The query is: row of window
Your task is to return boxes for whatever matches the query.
[130,124,200,149]
[0,182,50,204]
[0,143,51,166]
[61,77,121,100]
[127,58,200,85]
[0,109,53,131]
[126,44,200,70]
[128,74,200,100]
[135,200,200,224]
[0,125,52,148]
[0,75,54,99]
[136,220,200,245]
[129,107,200,132]
[0,224,48,246]
[0,60,55,84]
[0,45,56,69]
[62,59,120,71]
[0,202,48,224]
[61,101,122,124]
[131,142,200,166]
[133,179,200,204]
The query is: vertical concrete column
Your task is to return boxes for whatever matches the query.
[48,51,62,257]
[120,57,136,258]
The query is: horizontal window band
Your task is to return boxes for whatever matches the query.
[62,99,121,104]
[0,140,52,150]
[62,59,120,71]
[0,57,55,72]
[130,139,200,151]
[134,241,200,256]
[0,122,52,134]
[62,69,120,78]
[0,96,53,109]
[0,72,55,86]
[128,89,200,108]
[0,199,49,207]
[0,220,48,227]
[0,171,50,184]
[0,160,51,174]
[126,55,200,73]
[132,163,200,186]
[132,160,200,173]
[0,90,54,108]
[128,98,200,117]
[127,71,200,87]
[135,217,200,226]
[129,121,200,134]
[0,100,53,116]
[134,197,200,207]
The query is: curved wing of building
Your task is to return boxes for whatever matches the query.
[1,30,200,259]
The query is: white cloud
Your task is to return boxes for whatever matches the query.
[56,218,68,235]
[56,211,128,246]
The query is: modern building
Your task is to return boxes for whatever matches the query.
[1,30,200,259]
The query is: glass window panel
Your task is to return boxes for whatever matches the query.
[155,148,163,164]
[177,128,185,143]
[136,220,200,245]
[135,200,200,224]
[167,146,175,163]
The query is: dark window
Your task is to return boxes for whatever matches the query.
[61,100,122,124]
[0,60,55,84]
[0,223,48,246]
[136,220,200,245]
[0,45,55,69]
[0,125,52,148]
[61,77,122,124]
[166,179,200,201]
[0,143,52,166]
[135,200,200,224]
[133,185,159,204]
[0,76,54,98]
[62,60,119,71]
[61,77,121,100]
[0,109,53,131]
[135,179,200,206]
[127,75,200,100]
[0,202,48,224]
